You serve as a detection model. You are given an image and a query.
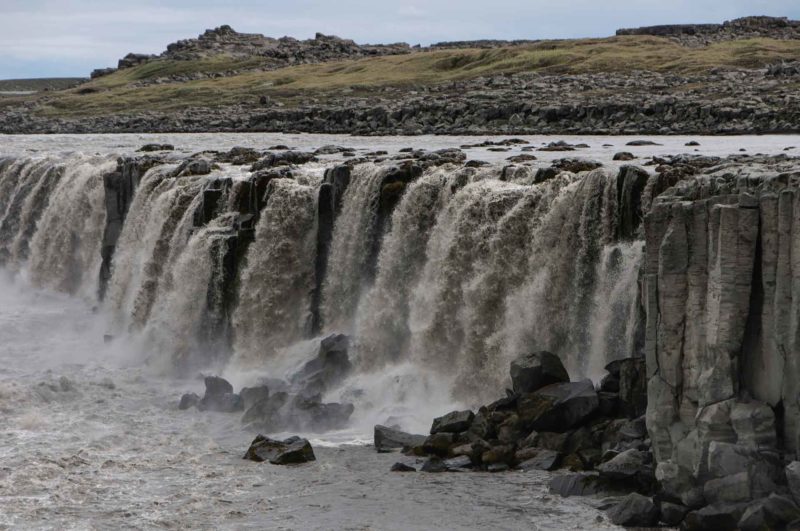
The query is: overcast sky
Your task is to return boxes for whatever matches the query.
[2,0,799,79]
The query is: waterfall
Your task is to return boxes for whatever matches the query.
[0,153,647,411]
[320,164,388,332]
[232,178,319,364]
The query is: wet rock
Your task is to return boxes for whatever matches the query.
[137,143,174,152]
[178,392,200,410]
[314,145,353,155]
[251,150,318,170]
[607,493,659,527]
[660,501,690,526]
[422,432,457,456]
[703,472,752,504]
[551,157,602,173]
[739,494,800,531]
[421,457,447,473]
[549,473,603,497]
[686,140,701,146]
[444,455,473,471]
[616,358,647,418]
[374,425,427,452]
[488,463,510,472]
[243,435,316,464]
[174,157,213,177]
[626,140,662,146]
[199,376,243,412]
[241,390,288,426]
[291,333,352,395]
[683,502,748,531]
[239,385,269,410]
[518,449,561,471]
[431,410,474,434]
[787,461,800,504]
[612,151,635,161]
[509,350,569,394]
[481,444,515,466]
[391,462,416,472]
[597,449,651,482]
[518,380,599,432]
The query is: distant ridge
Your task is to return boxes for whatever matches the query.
[617,15,800,46]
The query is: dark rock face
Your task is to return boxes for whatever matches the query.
[510,351,570,394]
[178,392,200,410]
[683,502,749,531]
[390,462,416,472]
[518,380,599,432]
[243,435,316,464]
[290,333,352,396]
[548,473,604,497]
[431,410,475,434]
[198,376,243,412]
[374,425,427,452]
[607,492,659,527]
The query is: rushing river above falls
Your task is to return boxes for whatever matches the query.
[1,133,798,529]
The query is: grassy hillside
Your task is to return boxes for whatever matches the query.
[9,35,800,118]
[0,78,86,92]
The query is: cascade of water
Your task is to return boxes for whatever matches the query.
[0,158,58,267]
[143,213,239,372]
[320,164,388,332]
[104,166,203,330]
[26,155,116,297]
[232,178,319,364]
[353,167,474,368]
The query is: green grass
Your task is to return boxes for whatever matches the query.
[26,36,800,118]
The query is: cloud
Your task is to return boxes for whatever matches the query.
[1,0,799,78]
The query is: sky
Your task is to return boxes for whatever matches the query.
[1,0,799,79]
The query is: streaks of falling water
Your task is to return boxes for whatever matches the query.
[144,213,239,373]
[26,155,116,297]
[104,166,204,331]
[232,178,319,364]
[320,164,388,332]
[353,167,473,369]
[407,180,527,381]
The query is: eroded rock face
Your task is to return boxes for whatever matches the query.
[509,351,569,394]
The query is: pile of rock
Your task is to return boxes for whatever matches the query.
[376,351,654,486]
[178,333,355,433]
[243,434,316,465]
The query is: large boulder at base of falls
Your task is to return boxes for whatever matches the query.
[510,350,570,394]
[607,493,660,527]
[239,385,270,411]
[374,425,427,452]
[604,358,647,418]
[178,392,200,410]
[431,410,475,434]
[244,435,316,465]
[290,333,352,395]
[518,380,599,432]
[199,376,243,412]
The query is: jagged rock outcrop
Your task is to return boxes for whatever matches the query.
[617,16,800,46]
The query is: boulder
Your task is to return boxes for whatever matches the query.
[391,462,416,472]
[660,501,690,526]
[291,333,352,395]
[549,473,603,497]
[787,461,800,505]
[421,457,448,473]
[518,449,561,471]
[597,449,651,482]
[243,435,316,465]
[178,392,200,410]
[518,380,599,432]
[443,455,473,471]
[613,152,636,161]
[241,391,288,426]
[509,351,569,394]
[739,494,800,531]
[199,376,243,412]
[239,385,269,410]
[607,493,659,527]
[703,472,751,504]
[422,432,457,456]
[431,410,474,434]
[683,502,748,531]
[730,400,777,449]
[374,425,427,452]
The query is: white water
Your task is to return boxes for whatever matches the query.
[1,133,796,528]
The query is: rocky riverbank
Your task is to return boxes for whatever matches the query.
[5,66,800,135]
